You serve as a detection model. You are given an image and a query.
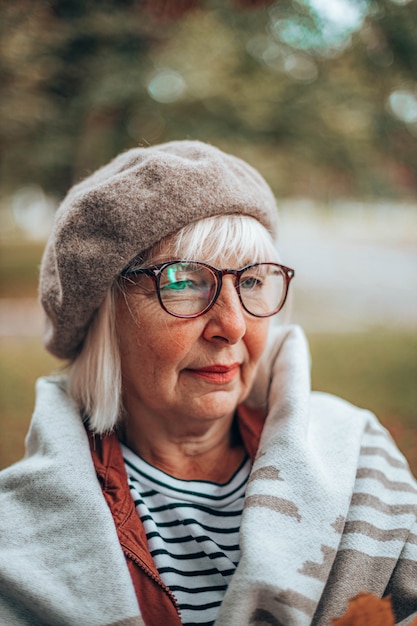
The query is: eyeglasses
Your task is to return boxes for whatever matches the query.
[121,260,295,319]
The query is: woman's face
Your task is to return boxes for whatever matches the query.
[116,247,270,434]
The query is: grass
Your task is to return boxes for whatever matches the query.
[0,338,60,468]
[308,331,417,428]
[0,240,45,298]
[308,330,417,476]
[0,331,416,475]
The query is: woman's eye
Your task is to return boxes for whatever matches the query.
[241,276,262,289]
[161,280,193,291]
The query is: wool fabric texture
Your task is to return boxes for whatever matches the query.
[39,140,279,359]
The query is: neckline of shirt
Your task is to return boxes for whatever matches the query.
[120,441,251,503]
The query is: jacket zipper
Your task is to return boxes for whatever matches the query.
[121,544,182,619]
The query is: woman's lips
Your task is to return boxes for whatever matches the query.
[185,363,241,384]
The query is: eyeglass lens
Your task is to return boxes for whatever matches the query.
[158,262,287,317]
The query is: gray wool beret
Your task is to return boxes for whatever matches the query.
[39,140,278,359]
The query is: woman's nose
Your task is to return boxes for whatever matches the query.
[203,278,246,344]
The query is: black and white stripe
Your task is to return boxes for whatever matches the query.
[121,443,251,626]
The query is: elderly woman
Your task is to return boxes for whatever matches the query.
[0,141,416,626]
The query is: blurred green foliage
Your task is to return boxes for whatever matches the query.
[1,0,416,201]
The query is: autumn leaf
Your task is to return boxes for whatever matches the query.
[333,593,395,626]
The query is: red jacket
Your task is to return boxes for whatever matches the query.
[88,405,264,625]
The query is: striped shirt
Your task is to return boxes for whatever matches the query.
[121,443,251,626]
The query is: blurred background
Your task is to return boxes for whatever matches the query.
[0,0,416,472]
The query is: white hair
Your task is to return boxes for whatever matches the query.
[149,213,279,266]
[67,214,280,433]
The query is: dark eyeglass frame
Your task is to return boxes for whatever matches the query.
[121,260,295,319]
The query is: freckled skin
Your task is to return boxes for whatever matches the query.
[117,274,269,436]
[116,244,271,479]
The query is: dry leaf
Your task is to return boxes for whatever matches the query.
[333,593,395,626]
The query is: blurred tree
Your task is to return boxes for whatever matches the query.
[0,0,416,200]
[1,0,166,193]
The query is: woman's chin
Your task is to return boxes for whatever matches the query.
[187,389,243,423]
